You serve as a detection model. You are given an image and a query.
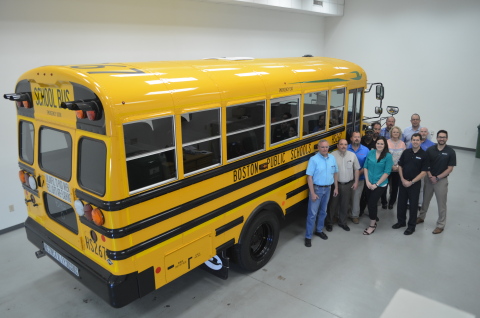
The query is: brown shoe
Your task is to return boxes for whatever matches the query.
[432,227,444,234]
[351,217,359,224]
[416,217,424,224]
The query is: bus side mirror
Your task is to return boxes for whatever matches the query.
[386,106,399,115]
[376,85,384,100]
[374,107,383,115]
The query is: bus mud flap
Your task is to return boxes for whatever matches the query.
[200,250,229,280]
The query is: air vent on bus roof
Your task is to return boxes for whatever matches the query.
[203,57,254,61]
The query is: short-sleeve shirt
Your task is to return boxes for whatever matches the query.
[363,150,393,187]
[425,144,457,177]
[332,151,360,183]
[398,148,428,180]
[347,144,369,181]
[306,153,338,186]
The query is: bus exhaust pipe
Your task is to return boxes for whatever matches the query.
[35,250,46,259]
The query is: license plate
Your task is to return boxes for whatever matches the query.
[44,242,79,277]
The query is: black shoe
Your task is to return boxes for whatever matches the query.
[338,224,350,231]
[392,223,406,229]
[388,204,394,210]
[382,204,387,209]
[314,231,328,240]
[305,238,312,247]
[325,225,333,232]
[404,228,415,235]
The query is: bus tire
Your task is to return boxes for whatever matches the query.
[234,210,280,272]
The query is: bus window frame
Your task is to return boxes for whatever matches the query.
[124,115,178,195]
[38,126,73,182]
[19,120,35,165]
[226,100,266,163]
[77,136,107,197]
[302,90,328,137]
[270,95,301,146]
[181,107,222,177]
[328,87,346,130]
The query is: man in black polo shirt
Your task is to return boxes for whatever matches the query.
[392,133,428,235]
[417,130,456,234]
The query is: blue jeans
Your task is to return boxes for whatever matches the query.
[305,185,331,239]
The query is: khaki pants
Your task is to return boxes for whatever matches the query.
[418,177,448,229]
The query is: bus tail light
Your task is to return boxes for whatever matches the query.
[61,100,101,121]
[74,200,85,216]
[92,208,105,226]
[19,170,37,190]
[28,175,37,190]
[75,110,86,119]
[19,170,27,183]
[84,204,93,221]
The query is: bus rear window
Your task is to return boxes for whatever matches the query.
[19,121,34,164]
[78,138,106,196]
[44,193,78,234]
[39,127,72,181]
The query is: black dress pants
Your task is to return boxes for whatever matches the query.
[396,182,421,229]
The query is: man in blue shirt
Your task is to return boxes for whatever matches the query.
[305,139,338,247]
[380,116,397,140]
[347,131,369,224]
[403,113,422,148]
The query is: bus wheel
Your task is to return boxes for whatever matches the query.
[235,211,280,272]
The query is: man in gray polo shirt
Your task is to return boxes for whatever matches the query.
[326,139,360,232]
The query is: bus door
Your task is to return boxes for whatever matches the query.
[346,88,363,141]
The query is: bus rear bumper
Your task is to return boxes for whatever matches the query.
[24,217,155,308]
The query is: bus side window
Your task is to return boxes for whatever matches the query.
[303,90,327,136]
[226,101,265,161]
[181,108,221,175]
[270,96,300,145]
[124,117,176,193]
[329,88,345,129]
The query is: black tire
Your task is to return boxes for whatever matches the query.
[234,211,280,271]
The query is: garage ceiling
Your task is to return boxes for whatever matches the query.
[191,0,344,16]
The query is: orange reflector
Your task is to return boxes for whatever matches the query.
[76,110,86,119]
[22,100,31,108]
[155,267,161,274]
[92,208,105,226]
[19,170,26,183]
[84,204,93,221]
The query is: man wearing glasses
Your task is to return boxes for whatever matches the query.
[417,130,456,234]
[403,113,423,148]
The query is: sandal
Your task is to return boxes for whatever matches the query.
[363,223,377,235]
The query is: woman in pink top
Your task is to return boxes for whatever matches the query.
[383,126,406,209]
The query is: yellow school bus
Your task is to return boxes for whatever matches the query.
[5,56,378,307]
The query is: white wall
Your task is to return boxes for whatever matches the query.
[0,0,324,230]
[324,0,480,148]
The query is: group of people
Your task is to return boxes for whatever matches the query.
[304,114,457,247]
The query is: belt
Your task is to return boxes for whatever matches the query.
[314,184,330,187]
[338,180,353,185]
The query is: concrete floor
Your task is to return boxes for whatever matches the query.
[1,149,479,318]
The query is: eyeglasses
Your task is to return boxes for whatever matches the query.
[437,136,447,139]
